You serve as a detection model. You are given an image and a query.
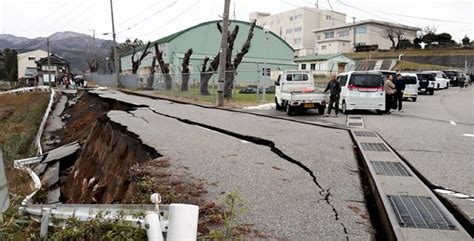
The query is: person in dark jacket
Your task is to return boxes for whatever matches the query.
[393,74,406,112]
[324,74,341,117]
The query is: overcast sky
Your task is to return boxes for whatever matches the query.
[0,0,473,43]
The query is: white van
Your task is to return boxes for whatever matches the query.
[400,73,419,102]
[337,71,385,114]
[422,71,449,89]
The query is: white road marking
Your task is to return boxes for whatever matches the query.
[463,134,474,137]
[449,120,456,125]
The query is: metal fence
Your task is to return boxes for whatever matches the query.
[86,71,276,105]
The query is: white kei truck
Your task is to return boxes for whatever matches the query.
[274,70,329,115]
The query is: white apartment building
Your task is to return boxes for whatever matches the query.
[313,20,419,55]
[17,49,48,79]
[250,7,346,56]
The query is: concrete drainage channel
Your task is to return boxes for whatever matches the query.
[346,115,471,240]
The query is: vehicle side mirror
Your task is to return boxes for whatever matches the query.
[275,81,280,86]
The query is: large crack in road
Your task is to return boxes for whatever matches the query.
[144,106,350,240]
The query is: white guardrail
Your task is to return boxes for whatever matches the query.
[35,86,56,155]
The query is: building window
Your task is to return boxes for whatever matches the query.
[294,14,303,20]
[301,64,306,70]
[324,31,334,39]
[286,29,293,34]
[310,63,316,70]
[294,38,302,44]
[322,45,327,50]
[326,15,331,20]
[356,42,366,46]
[261,67,270,76]
[355,26,367,34]
[338,30,349,37]
[290,16,294,21]
[28,57,36,61]
[294,27,302,32]
[316,35,320,40]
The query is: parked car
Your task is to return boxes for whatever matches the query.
[422,71,449,89]
[239,85,258,94]
[274,70,328,115]
[416,73,435,95]
[400,73,419,101]
[461,73,470,88]
[443,70,464,86]
[337,71,385,114]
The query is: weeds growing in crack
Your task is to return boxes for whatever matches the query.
[204,191,248,240]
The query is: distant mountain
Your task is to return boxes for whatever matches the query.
[0,31,114,73]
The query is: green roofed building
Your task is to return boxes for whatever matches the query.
[120,20,296,83]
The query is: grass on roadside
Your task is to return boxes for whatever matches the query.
[0,91,50,240]
[138,85,272,107]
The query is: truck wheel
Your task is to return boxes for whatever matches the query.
[342,101,348,114]
[286,104,294,116]
[318,106,326,115]
[275,97,282,110]
[437,83,440,89]
[429,90,434,95]
[412,97,417,102]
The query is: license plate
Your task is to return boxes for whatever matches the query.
[304,103,315,108]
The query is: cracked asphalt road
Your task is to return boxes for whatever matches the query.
[91,90,373,240]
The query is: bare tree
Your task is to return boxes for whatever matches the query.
[181,48,193,91]
[154,42,172,90]
[200,20,257,97]
[87,58,99,73]
[200,57,211,95]
[385,25,397,49]
[394,28,407,50]
[131,41,151,74]
[225,20,256,97]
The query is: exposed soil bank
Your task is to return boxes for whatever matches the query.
[61,113,161,203]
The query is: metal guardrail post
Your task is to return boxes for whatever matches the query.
[40,207,51,238]
[145,212,163,241]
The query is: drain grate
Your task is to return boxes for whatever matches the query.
[349,116,362,119]
[354,131,377,137]
[348,122,363,127]
[387,195,456,230]
[360,142,389,152]
[371,161,411,176]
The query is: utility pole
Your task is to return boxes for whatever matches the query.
[352,17,356,51]
[109,0,119,86]
[217,0,231,107]
[47,38,51,88]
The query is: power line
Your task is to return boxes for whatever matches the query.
[115,0,169,29]
[338,0,472,25]
[116,1,178,35]
[136,0,201,40]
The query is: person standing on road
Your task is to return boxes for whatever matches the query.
[384,74,396,114]
[324,74,341,117]
[394,74,406,112]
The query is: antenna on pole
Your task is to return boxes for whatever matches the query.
[327,0,333,10]
[233,1,236,20]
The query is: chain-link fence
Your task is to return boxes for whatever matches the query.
[86,70,275,105]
